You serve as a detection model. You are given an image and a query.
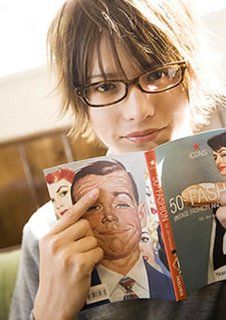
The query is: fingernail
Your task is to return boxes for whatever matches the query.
[88,188,99,199]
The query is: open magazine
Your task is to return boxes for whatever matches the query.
[43,128,226,307]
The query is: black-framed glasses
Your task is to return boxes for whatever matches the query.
[76,61,187,108]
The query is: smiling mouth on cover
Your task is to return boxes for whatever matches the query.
[96,227,131,236]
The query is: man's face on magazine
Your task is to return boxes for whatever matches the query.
[72,170,144,259]
[213,147,226,176]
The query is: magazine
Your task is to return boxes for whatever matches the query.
[43,128,226,306]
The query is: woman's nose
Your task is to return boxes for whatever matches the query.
[215,155,221,165]
[56,201,63,209]
[121,85,155,122]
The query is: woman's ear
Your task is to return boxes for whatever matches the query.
[138,202,147,228]
[185,61,196,95]
[181,61,197,115]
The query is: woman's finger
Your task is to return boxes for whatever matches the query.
[82,247,104,270]
[56,219,94,243]
[48,188,99,235]
[62,236,99,256]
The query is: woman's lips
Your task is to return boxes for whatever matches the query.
[218,165,226,172]
[124,128,164,143]
[59,209,68,216]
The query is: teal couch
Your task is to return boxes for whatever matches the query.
[0,249,20,320]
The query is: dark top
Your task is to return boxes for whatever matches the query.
[213,206,226,270]
[78,280,226,320]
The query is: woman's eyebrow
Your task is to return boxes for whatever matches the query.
[89,62,161,81]
[56,185,68,193]
[142,231,149,236]
[89,72,121,81]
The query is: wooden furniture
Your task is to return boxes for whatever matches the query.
[0,128,106,248]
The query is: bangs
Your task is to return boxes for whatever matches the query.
[75,27,181,86]
[74,31,157,86]
[72,1,182,87]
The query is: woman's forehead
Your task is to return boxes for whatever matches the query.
[88,36,155,81]
[215,147,226,153]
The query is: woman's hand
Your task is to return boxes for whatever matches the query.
[33,188,103,320]
[216,191,226,229]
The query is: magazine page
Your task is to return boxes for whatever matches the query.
[147,128,226,294]
[43,152,175,309]
[145,150,187,300]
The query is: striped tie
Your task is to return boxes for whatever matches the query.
[119,276,139,300]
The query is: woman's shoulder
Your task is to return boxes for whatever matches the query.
[200,94,226,132]
[23,201,57,241]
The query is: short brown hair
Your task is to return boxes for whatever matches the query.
[70,159,139,204]
[48,0,224,144]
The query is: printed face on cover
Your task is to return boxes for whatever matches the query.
[71,170,145,259]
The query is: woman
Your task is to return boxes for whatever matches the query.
[10,1,226,319]
[182,132,226,283]
[181,132,226,208]
[207,133,226,282]
[181,132,226,282]
[45,168,75,219]
[208,133,226,228]
[140,228,168,274]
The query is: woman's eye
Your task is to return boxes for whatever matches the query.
[148,71,163,81]
[60,191,68,197]
[95,83,116,93]
[213,153,218,161]
[147,67,177,82]
[141,236,149,243]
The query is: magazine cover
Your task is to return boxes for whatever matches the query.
[145,128,226,294]
[43,128,226,306]
[43,152,175,309]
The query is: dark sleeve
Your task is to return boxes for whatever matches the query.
[213,216,226,270]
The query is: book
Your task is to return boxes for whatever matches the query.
[43,127,226,307]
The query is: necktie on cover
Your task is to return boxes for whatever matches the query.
[119,276,139,300]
